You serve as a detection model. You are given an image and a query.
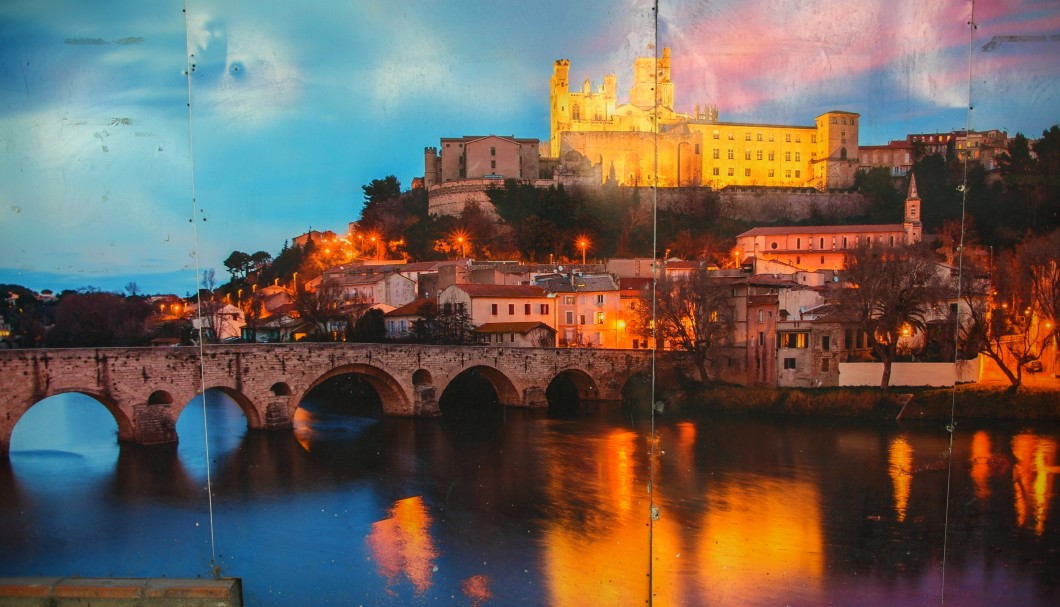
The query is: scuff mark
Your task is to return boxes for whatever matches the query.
[65,37,144,45]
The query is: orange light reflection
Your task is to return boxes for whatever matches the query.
[1011,433,1059,535]
[970,430,992,502]
[366,496,439,596]
[888,435,913,522]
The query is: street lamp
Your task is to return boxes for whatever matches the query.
[457,236,467,258]
[577,238,589,265]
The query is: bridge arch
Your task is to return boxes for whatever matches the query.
[7,390,136,448]
[187,386,264,429]
[550,367,601,400]
[439,365,521,409]
[301,363,410,415]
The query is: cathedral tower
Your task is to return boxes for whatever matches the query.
[550,59,572,157]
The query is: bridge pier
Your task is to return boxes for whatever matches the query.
[522,386,548,408]
[127,403,178,446]
[413,385,440,416]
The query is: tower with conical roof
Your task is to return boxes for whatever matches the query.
[903,173,923,244]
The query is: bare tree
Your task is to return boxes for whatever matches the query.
[293,278,346,340]
[839,244,948,388]
[632,269,735,383]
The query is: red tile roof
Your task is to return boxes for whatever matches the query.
[450,284,548,298]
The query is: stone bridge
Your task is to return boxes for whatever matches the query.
[0,343,662,453]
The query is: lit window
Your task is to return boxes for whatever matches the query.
[713,130,720,139]
[744,168,751,177]
[728,132,734,140]
[727,167,734,176]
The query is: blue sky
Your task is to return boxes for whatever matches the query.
[1,0,1058,295]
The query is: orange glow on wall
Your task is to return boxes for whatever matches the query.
[366,496,439,595]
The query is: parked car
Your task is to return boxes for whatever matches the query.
[1026,360,1043,373]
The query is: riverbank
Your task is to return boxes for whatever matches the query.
[675,383,1060,422]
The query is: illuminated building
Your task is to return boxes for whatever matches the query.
[733,174,923,272]
[549,47,861,190]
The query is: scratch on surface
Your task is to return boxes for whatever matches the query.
[64,37,144,45]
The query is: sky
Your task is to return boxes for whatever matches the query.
[1,0,1058,295]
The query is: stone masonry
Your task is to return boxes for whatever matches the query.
[0,343,657,453]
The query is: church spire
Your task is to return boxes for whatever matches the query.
[907,172,919,200]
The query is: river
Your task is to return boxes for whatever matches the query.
[1,389,1058,606]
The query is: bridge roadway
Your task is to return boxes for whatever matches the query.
[0,343,659,453]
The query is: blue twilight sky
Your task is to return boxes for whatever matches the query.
[1,0,1058,295]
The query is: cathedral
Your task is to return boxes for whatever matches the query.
[549,48,861,191]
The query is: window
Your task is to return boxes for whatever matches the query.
[727,149,734,159]
[786,169,792,178]
[768,133,775,142]
[821,358,830,372]
[784,358,797,370]
[596,294,605,304]
[744,150,751,160]
[812,134,817,143]
[795,135,801,143]
[713,148,720,159]
[727,167,734,176]
[510,333,515,343]
[595,312,605,324]
[770,241,778,250]
[490,146,496,156]
[757,309,764,322]
[757,150,763,160]
[727,132,734,140]
[508,303,515,315]
[524,303,531,315]
[768,151,775,161]
[713,167,720,176]
[744,168,751,177]
[745,132,751,141]
[758,331,765,345]
[579,314,586,325]
[845,328,853,349]
[540,304,549,314]
[822,335,831,350]
[490,160,496,169]
[785,151,791,161]
[694,144,700,154]
[491,303,498,315]
[757,133,763,141]
[795,152,801,161]
[768,169,775,177]
[786,133,792,142]
[795,170,800,178]
[564,295,574,304]
[713,130,720,139]
[565,311,573,324]
[831,117,838,124]
[820,238,824,249]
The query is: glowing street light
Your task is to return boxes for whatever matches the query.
[577,237,589,265]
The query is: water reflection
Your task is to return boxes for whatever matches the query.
[3,393,1060,605]
[889,435,913,522]
[367,496,438,596]
[1011,432,1058,536]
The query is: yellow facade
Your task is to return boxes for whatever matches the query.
[550,48,860,190]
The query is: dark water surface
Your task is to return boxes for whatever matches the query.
[2,391,1059,606]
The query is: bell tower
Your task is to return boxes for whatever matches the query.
[550,59,571,157]
[903,173,923,244]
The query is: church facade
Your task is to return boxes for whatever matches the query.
[549,48,861,191]
[733,174,924,272]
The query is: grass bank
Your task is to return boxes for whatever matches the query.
[678,384,1060,422]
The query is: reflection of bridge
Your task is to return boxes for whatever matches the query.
[0,344,658,453]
